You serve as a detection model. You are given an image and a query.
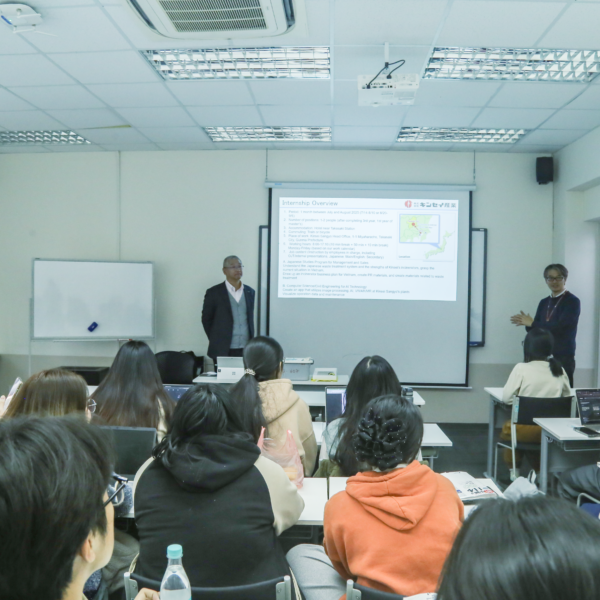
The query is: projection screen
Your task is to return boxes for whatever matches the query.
[268,184,473,386]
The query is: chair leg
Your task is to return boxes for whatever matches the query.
[511,422,518,481]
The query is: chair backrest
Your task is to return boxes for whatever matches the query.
[514,396,573,426]
[156,350,198,384]
[125,572,291,600]
[100,426,156,478]
[346,580,405,600]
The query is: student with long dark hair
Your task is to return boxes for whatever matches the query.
[500,328,571,475]
[133,383,304,591]
[437,495,600,600]
[92,341,174,440]
[230,336,317,476]
[325,355,403,476]
[287,395,463,600]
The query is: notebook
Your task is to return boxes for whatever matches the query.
[325,387,347,425]
[576,389,600,431]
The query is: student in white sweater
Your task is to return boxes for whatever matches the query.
[500,328,571,473]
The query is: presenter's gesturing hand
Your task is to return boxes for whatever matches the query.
[510,311,533,327]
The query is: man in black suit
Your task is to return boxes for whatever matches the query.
[202,255,255,362]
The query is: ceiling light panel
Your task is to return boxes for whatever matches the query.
[397,127,528,143]
[0,130,91,145]
[425,47,600,83]
[205,126,331,142]
[143,47,330,80]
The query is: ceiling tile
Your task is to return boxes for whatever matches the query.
[47,144,104,152]
[334,81,358,105]
[489,83,585,109]
[258,105,331,126]
[156,143,216,151]
[509,144,561,154]
[334,46,431,81]
[392,143,454,152]
[137,127,211,143]
[437,1,566,47]
[541,109,600,130]
[539,4,600,49]
[31,0,95,7]
[9,85,106,109]
[333,126,399,144]
[80,127,151,143]
[86,83,179,107]
[26,7,130,53]
[100,143,162,151]
[0,89,36,111]
[166,81,254,106]
[415,80,501,107]
[565,86,600,109]
[49,51,158,84]
[0,111,66,130]
[0,55,75,87]
[472,108,555,129]
[187,106,263,127]
[522,129,588,145]
[0,146,51,153]
[334,0,446,45]
[114,107,196,127]
[45,108,127,129]
[248,80,330,105]
[334,105,409,127]
[0,31,39,55]
[403,106,481,127]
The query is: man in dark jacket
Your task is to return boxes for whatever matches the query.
[202,255,255,361]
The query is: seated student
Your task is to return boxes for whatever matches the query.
[230,336,317,476]
[92,340,175,441]
[436,495,600,600]
[499,328,571,475]
[134,383,304,591]
[287,395,463,600]
[321,355,403,476]
[557,463,600,510]
[0,415,157,600]
[2,368,92,418]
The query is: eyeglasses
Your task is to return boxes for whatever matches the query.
[224,264,243,270]
[545,276,565,282]
[87,398,97,414]
[104,473,128,507]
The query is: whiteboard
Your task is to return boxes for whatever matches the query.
[32,260,154,340]
[469,229,487,347]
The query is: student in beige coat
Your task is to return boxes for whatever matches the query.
[231,336,317,476]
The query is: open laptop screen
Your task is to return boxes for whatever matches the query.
[326,387,347,425]
[577,389,600,425]
[164,384,191,402]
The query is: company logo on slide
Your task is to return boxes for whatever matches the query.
[405,200,412,208]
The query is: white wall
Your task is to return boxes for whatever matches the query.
[0,149,554,422]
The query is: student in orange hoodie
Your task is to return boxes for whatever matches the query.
[287,394,464,600]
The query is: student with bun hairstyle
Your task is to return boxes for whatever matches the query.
[287,395,463,600]
[134,383,304,591]
[500,328,571,473]
[2,368,91,418]
[437,495,600,600]
[230,336,317,476]
[92,340,174,441]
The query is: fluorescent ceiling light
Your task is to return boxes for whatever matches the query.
[397,127,528,143]
[425,47,600,82]
[143,47,330,80]
[0,130,91,145]
[205,126,331,142]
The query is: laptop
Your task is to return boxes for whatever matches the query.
[164,384,192,402]
[325,387,347,425]
[216,357,244,369]
[576,389,600,431]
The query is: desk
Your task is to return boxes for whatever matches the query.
[533,417,600,494]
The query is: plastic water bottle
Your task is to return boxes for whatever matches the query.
[160,544,191,600]
[402,386,414,404]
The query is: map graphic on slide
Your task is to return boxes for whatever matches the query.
[425,231,453,259]
[400,215,438,244]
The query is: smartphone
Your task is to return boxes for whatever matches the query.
[4,377,23,411]
[574,426,600,437]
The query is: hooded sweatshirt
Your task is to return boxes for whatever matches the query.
[259,379,318,476]
[134,434,304,586]
[323,461,463,598]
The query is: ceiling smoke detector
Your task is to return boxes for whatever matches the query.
[0,3,42,33]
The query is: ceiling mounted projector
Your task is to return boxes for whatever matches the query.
[357,73,420,107]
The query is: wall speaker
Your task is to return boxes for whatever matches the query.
[536,157,554,185]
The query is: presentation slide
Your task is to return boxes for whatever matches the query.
[268,186,472,386]
[278,197,458,301]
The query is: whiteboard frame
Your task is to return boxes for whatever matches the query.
[469,229,487,347]
[31,258,156,341]
[257,225,269,335]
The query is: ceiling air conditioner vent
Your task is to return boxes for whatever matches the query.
[127,0,295,39]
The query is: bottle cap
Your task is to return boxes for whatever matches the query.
[167,544,183,559]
